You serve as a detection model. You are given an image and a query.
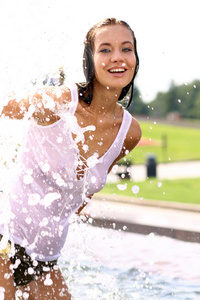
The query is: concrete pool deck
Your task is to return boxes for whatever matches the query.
[82,194,200,244]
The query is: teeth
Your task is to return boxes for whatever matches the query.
[109,68,125,73]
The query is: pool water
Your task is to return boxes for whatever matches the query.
[60,222,200,299]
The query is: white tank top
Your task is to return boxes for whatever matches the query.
[2,84,132,261]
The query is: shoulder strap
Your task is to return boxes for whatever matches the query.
[101,109,132,165]
[115,109,132,151]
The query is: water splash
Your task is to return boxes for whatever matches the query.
[117,183,127,191]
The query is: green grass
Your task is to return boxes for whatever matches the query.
[127,121,200,164]
[100,177,200,205]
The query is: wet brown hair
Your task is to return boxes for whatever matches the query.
[77,18,139,108]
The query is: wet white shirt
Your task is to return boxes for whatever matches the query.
[1,84,132,261]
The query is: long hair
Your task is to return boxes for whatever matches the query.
[77,18,139,108]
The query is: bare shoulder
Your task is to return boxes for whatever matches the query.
[125,115,142,152]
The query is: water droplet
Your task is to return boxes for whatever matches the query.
[41,163,50,172]
[91,176,96,183]
[25,217,32,224]
[22,292,30,300]
[125,150,129,155]
[39,217,48,227]
[117,183,127,191]
[106,86,110,90]
[44,274,53,286]
[57,136,63,143]
[178,99,181,103]
[112,165,118,174]
[82,144,88,153]
[158,182,162,187]
[149,232,155,237]
[88,217,93,224]
[28,267,34,275]
[131,185,140,194]
[193,85,196,88]
[4,273,10,280]
[15,290,23,298]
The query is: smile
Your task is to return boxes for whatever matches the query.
[108,68,126,73]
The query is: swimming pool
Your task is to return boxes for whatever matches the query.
[60,222,200,299]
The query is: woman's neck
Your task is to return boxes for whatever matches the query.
[88,82,122,116]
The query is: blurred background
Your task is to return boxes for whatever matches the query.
[1,1,200,298]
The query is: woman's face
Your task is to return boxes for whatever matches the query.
[93,25,136,92]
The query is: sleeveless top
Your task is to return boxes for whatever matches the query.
[1,84,132,261]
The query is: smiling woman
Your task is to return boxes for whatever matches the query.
[0,18,141,299]
[79,18,139,107]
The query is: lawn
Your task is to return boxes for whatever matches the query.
[104,120,200,206]
[126,120,200,164]
[100,177,200,205]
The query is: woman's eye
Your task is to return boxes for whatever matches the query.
[99,48,110,53]
[123,48,132,52]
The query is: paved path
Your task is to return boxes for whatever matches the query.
[82,160,200,243]
[108,160,200,182]
[131,160,200,181]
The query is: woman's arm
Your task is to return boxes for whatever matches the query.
[1,86,71,123]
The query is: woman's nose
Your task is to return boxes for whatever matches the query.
[110,49,124,62]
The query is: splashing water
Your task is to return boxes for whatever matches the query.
[59,222,200,299]
[0,87,98,259]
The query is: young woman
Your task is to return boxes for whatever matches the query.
[0,18,141,299]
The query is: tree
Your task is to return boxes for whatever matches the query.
[127,86,149,116]
[149,79,200,120]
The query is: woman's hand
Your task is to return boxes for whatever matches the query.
[1,86,71,124]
